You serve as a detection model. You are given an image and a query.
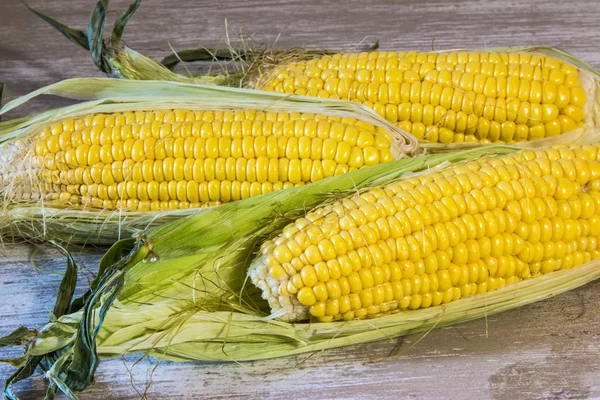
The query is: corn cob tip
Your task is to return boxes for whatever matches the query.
[248,253,309,321]
[0,137,44,205]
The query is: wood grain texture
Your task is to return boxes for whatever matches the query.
[1,0,600,398]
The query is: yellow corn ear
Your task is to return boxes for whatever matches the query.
[12,108,400,211]
[249,144,600,322]
[257,51,591,144]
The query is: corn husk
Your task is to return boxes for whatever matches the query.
[29,0,600,151]
[0,77,418,245]
[4,144,600,399]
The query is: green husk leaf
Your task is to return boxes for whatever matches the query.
[0,243,88,400]
[22,1,90,51]
[26,0,230,83]
[59,264,124,391]
[0,355,30,369]
[3,355,45,400]
[0,327,36,348]
[86,0,109,71]
[157,39,376,71]
[111,0,141,47]
[50,242,79,318]
[0,239,145,399]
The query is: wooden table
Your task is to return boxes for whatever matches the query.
[2,0,600,398]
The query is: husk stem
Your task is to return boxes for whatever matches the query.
[29,0,600,151]
[9,144,600,399]
[0,77,418,245]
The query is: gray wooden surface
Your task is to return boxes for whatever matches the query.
[1,0,600,398]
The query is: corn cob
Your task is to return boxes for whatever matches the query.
[249,144,600,322]
[254,51,595,145]
[0,78,418,244]
[8,109,402,211]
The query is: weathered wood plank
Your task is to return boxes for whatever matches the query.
[1,0,600,398]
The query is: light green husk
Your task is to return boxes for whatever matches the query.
[0,77,418,245]
[4,144,600,400]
